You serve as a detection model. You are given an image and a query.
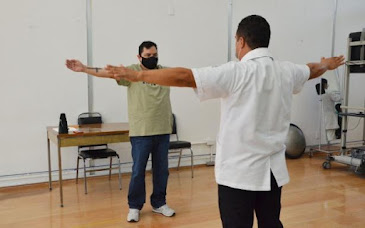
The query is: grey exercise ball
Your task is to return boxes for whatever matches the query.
[285,124,306,159]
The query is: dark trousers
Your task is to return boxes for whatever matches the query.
[218,172,283,228]
[128,134,170,210]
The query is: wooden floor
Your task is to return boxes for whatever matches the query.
[1,154,365,228]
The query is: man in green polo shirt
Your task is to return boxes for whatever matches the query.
[66,41,175,222]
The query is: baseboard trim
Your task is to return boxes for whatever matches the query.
[0,154,212,188]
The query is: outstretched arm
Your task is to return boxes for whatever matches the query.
[66,59,114,79]
[307,55,345,80]
[104,55,345,87]
[105,65,197,88]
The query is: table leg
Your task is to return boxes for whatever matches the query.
[47,135,52,190]
[57,141,64,207]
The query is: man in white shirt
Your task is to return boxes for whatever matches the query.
[315,78,341,141]
[105,15,344,228]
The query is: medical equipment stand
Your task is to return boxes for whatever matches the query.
[322,29,365,171]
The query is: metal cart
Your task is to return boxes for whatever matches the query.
[323,29,365,173]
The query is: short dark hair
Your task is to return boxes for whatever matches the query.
[321,78,328,85]
[139,41,158,56]
[236,15,271,49]
[315,79,328,95]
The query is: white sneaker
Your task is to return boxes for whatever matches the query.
[152,204,175,217]
[127,209,140,222]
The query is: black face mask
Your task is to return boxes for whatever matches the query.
[141,56,158,69]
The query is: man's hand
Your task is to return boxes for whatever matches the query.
[308,55,345,80]
[66,59,86,72]
[320,55,345,70]
[105,65,141,82]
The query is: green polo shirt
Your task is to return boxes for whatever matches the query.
[116,64,173,137]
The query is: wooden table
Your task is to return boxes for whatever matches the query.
[46,123,129,207]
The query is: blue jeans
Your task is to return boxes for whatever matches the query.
[128,134,170,210]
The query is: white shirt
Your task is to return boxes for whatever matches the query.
[192,48,310,191]
[321,91,341,130]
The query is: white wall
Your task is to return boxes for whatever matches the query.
[0,0,88,186]
[1,0,364,187]
[0,0,226,187]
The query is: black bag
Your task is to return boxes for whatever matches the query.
[58,113,69,134]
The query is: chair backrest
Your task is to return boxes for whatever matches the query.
[171,114,179,141]
[77,112,106,150]
[78,112,102,125]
